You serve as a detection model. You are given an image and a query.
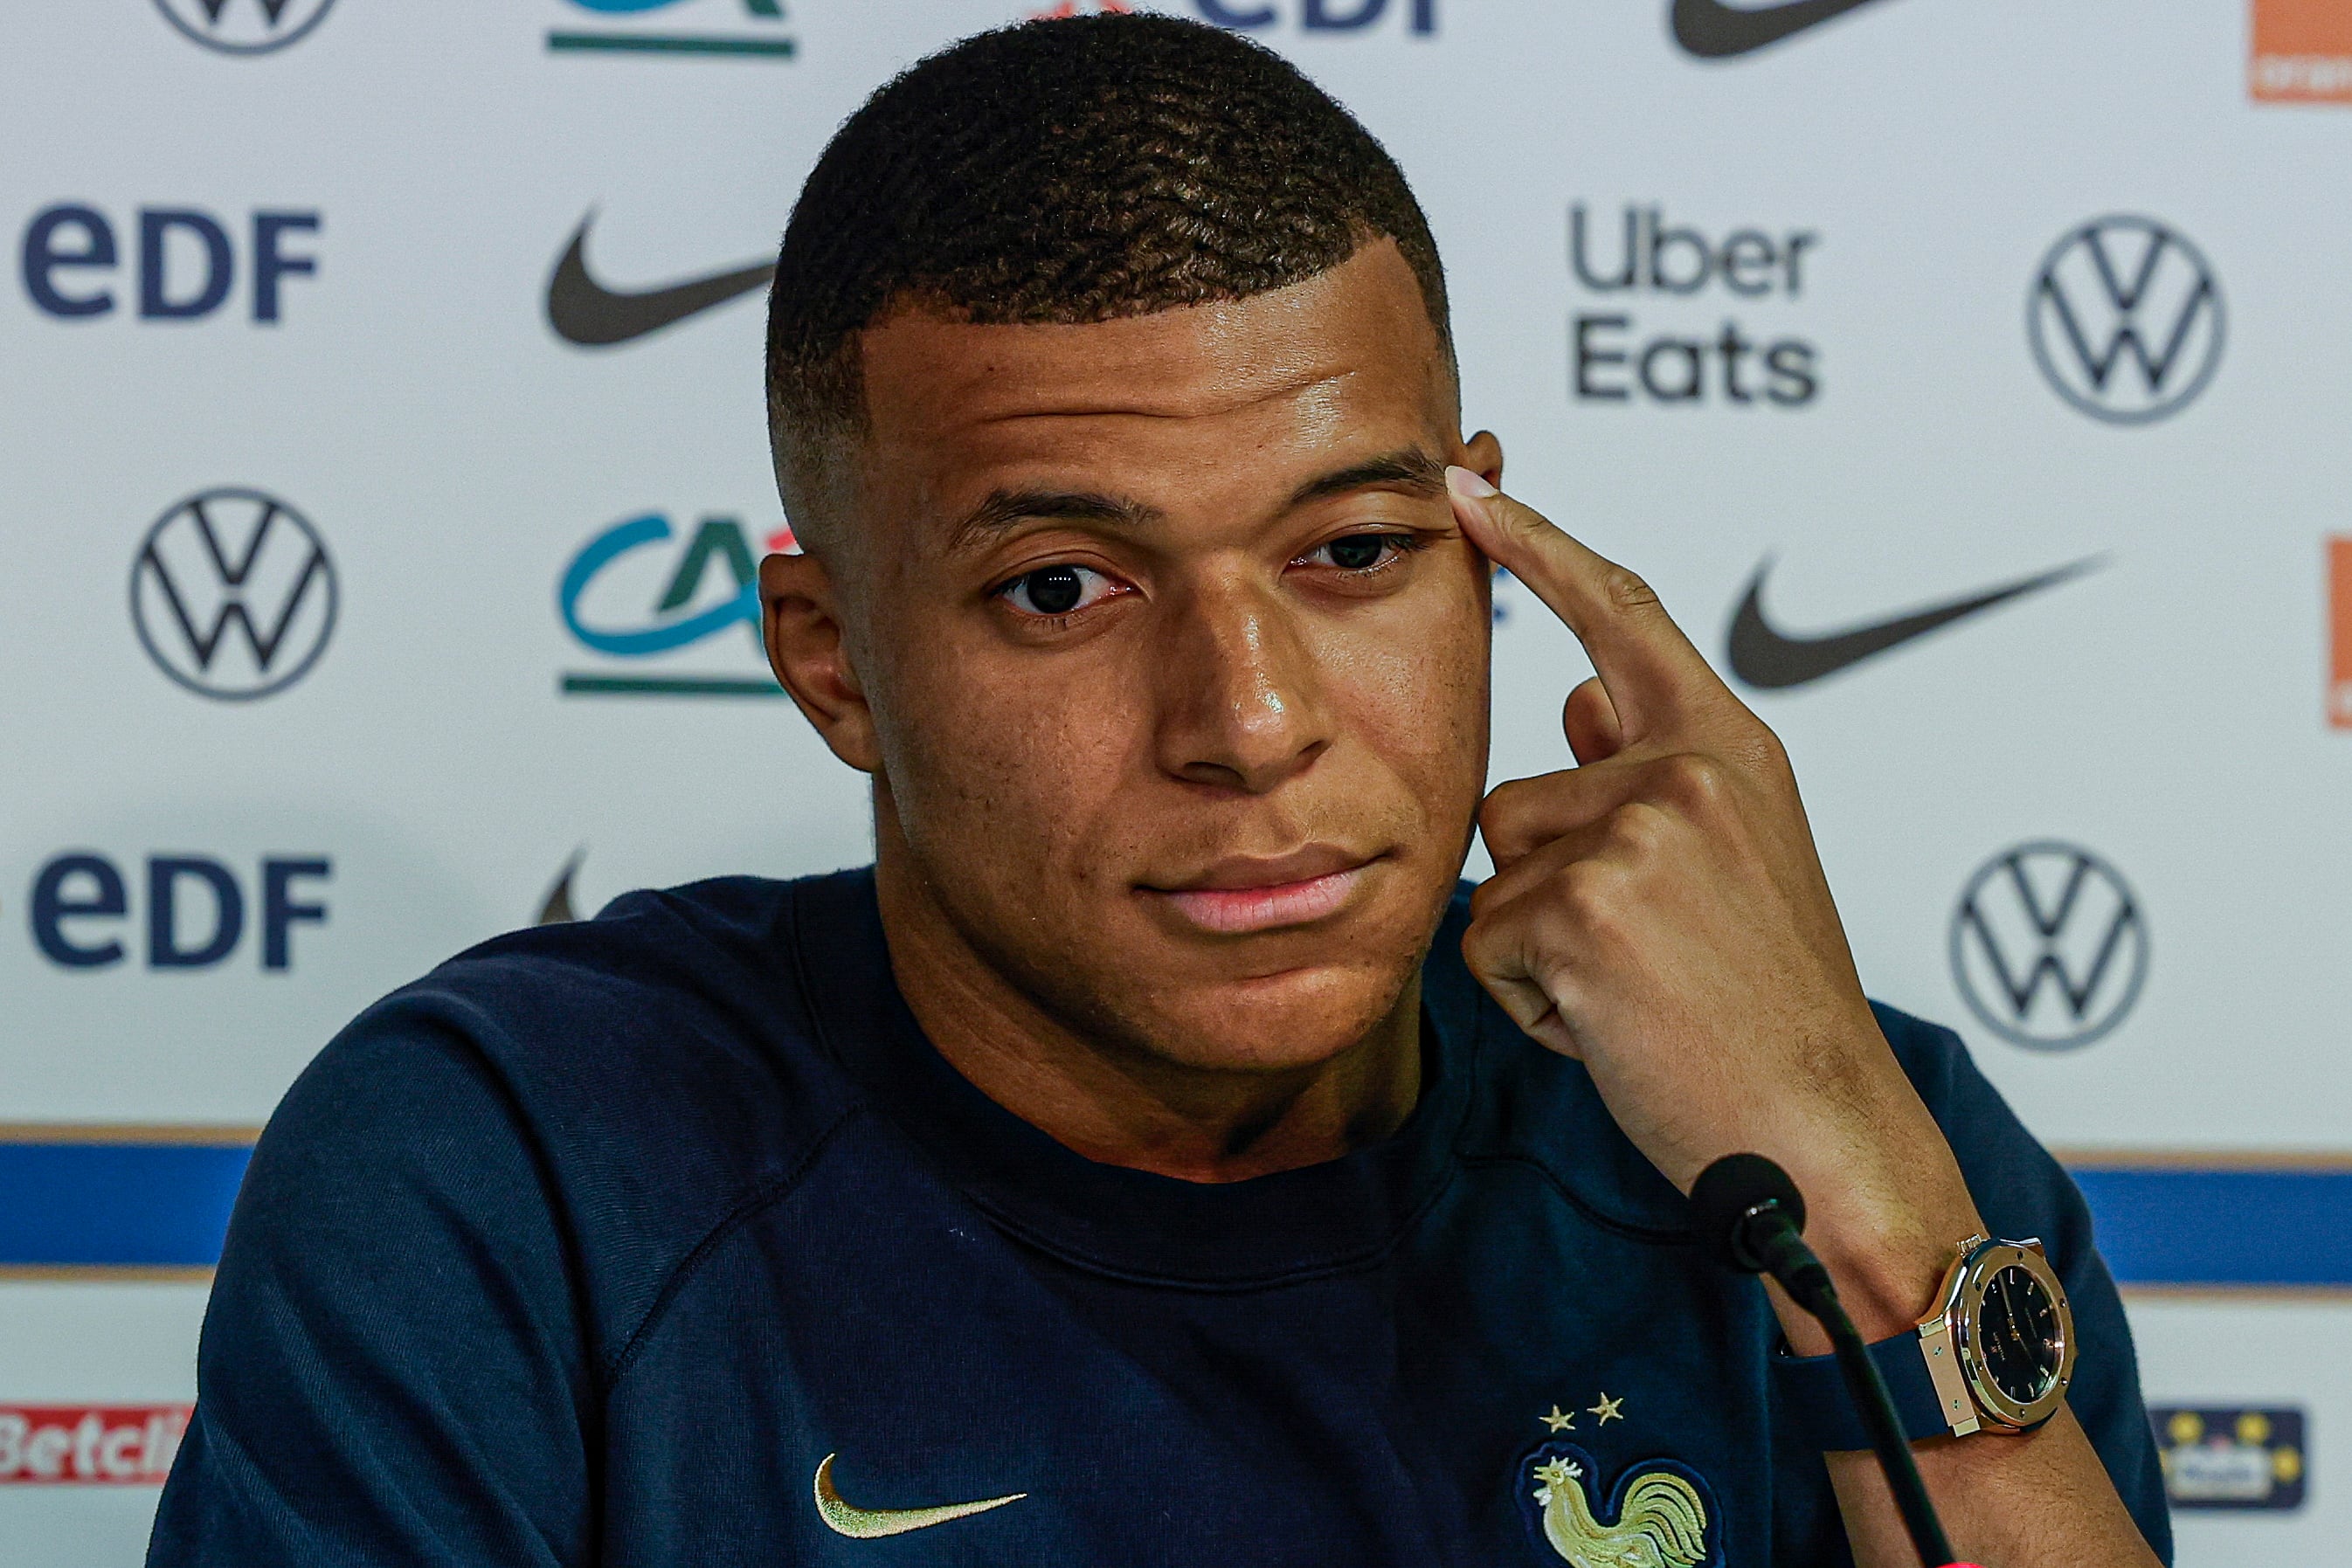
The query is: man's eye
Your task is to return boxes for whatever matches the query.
[999,563,1119,617]
[1310,534,1411,572]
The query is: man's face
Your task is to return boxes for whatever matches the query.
[774,241,1496,1075]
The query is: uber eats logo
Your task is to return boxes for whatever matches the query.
[557,512,794,697]
[1569,204,1820,408]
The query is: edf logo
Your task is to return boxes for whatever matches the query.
[1193,0,1435,31]
[29,853,329,971]
[20,205,320,323]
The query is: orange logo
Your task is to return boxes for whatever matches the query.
[2253,0,2352,104]
[2331,537,2352,729]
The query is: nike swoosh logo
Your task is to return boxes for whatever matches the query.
[536,848,585,926]
[813,1454,1028,1540]
[1726,556,2101,690]
[545,212,774,347]
[1671,0,1897,59]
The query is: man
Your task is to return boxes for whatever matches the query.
[151,15,2168,1566]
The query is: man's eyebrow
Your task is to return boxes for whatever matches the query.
[1285,449,1449,509]
[945,487,1166,553]
[944,449,1443,551]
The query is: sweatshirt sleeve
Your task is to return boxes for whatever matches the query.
[1874,1001,2174,1566]
[147,1003,592,1568]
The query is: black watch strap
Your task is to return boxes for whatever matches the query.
[1770,1330,1951,1451]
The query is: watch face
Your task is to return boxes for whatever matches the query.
[1976,1262,2064,1406]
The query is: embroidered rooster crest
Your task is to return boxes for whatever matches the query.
[1523,1446,1715,1568]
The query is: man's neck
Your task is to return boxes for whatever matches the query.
[871,828,1423,1185]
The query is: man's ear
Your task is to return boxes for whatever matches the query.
[1461,428,1503,492]
[1458,430,1506,575]
[760,549,881,775]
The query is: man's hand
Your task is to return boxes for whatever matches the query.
[1448,466,1983,1342]
[1451,468,2164,1565]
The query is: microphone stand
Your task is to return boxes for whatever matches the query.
[1773,1243,1960,1568]
[1692,1154,1966,1568]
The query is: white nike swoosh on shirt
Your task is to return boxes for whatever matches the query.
[813,1453,1029,1538]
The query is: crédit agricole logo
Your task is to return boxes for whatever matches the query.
[557,513,793,697]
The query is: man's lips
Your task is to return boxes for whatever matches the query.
[1145,848,1379,936]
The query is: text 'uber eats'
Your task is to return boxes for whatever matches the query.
[1568,203,1821,408]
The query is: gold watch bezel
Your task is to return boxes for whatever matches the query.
[1931,1236,2075,1433]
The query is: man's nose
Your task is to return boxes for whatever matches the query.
[1151,574,1332,794]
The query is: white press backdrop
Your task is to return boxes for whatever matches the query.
[2,0,2345,1561]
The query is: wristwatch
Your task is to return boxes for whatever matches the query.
[1915,1233,2076,1436]
[1770,1233,2077,1449]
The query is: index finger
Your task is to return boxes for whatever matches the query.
[1447,466,1725,742]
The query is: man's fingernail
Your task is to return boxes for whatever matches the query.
[1447,465,1498,501]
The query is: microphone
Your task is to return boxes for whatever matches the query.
[1691,1154,1966,1568]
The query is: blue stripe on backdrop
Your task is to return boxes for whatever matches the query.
[0,1139,2348,1284]
[0,1143,251,1270]
[2070,1165,2352,1289]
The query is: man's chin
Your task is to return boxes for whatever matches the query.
[1113,959,1416,1076]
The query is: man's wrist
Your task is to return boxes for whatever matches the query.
[1824,1232,1967,1340]
[1754,1075,1989,1352]
[1767,1199,1986,1354]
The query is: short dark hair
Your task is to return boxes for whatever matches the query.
[764,13,1450,523]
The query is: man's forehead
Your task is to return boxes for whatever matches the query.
[858,241,1449,443]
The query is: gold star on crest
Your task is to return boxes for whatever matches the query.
[1588,1392,1624,1425]
[1539,1404,1578,1433]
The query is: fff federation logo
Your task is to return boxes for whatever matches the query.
[131,488,337,701]
[2029,217,2224,425]
[2154,1406,2306,1512]
[559,512,793,697]
[153,0,336,54]
[1949,842,2148,1051]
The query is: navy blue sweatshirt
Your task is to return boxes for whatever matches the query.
[149,869,2169,1565]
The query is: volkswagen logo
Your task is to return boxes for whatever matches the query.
[1949,841,2148,1051]
[2028,216,2224,425]
[130,487,338,701]
[152,0,338,55]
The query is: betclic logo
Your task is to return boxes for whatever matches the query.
[558,512,793,697]
[28,853,330,972]
[20,204,320,324]
[1569,204,1820,408]
[0,1407,190,1486]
